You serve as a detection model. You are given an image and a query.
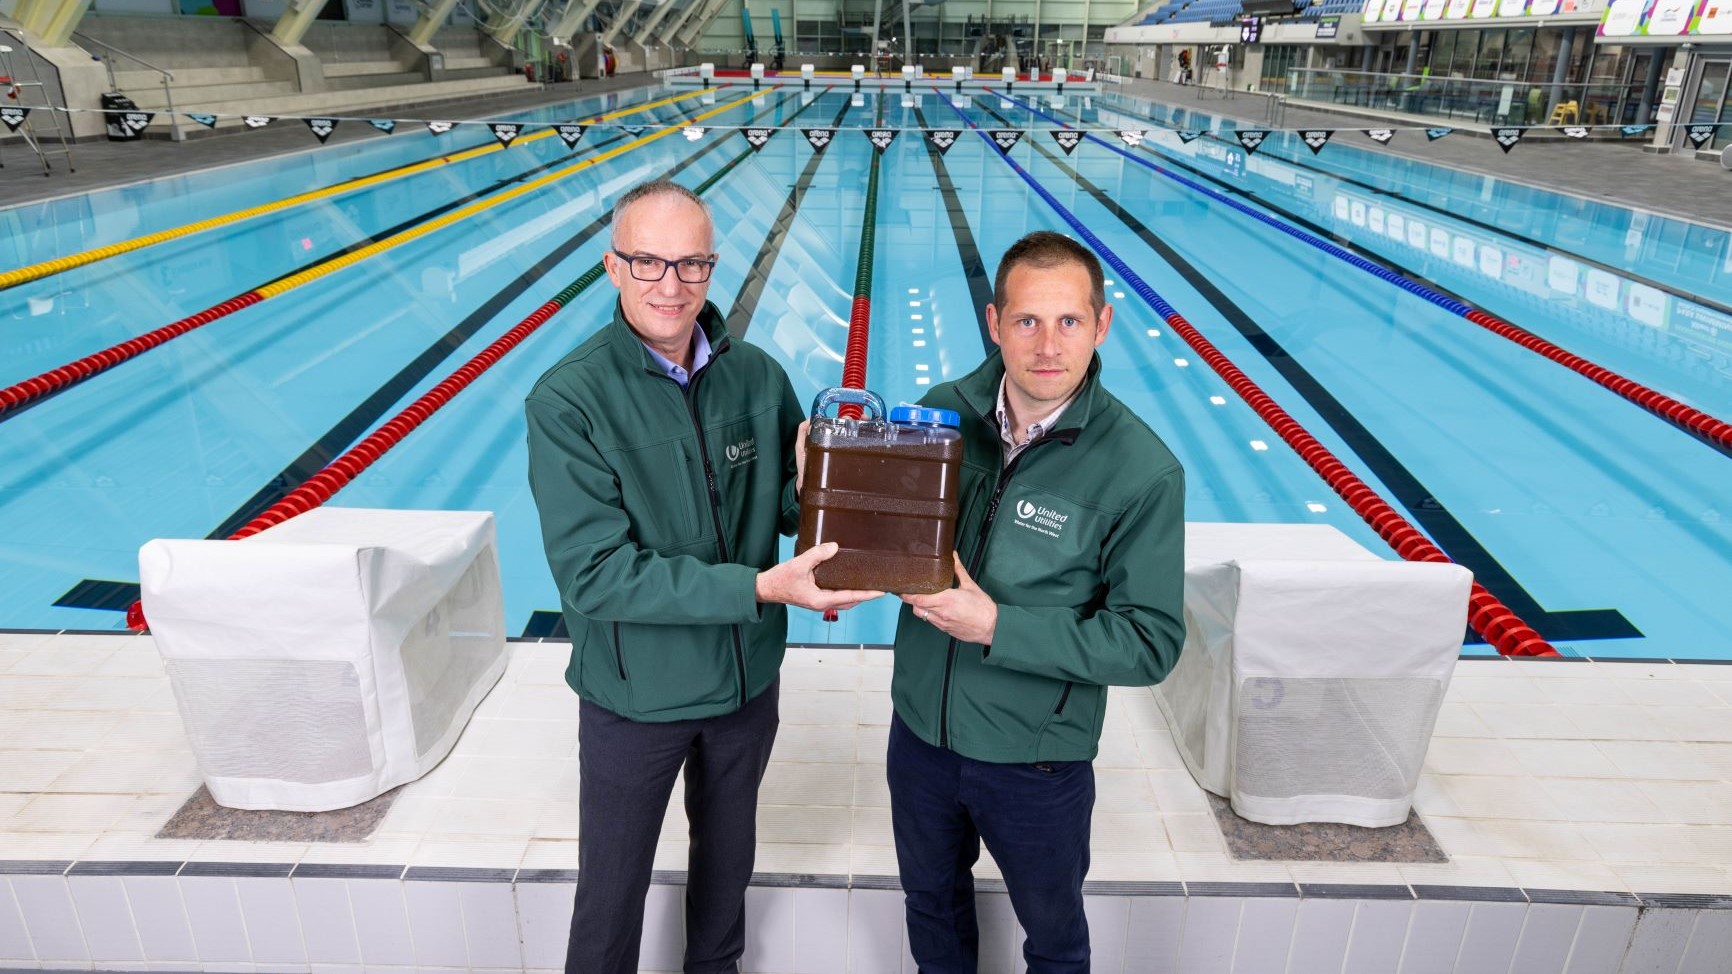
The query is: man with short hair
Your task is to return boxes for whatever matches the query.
[525,179,878,974]
[889,231,1187,973]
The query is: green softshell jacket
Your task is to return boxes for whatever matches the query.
[891,351,1187,763]
[525,300,803,722]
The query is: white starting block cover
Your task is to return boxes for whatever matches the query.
[139,509,507,812]
[1156,523,1472,827]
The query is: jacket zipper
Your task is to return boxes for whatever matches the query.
[612,622,627,680]
[937,436,1062,749]
[678,364,750,709]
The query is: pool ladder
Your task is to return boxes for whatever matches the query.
[0,27,77,176]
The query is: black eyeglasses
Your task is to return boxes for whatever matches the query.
[612,250,717,283]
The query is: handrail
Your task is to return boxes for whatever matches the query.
[71,32,176,81]
[72,31,184,142]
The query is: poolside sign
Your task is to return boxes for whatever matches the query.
[1315,14,1341,35]
[1235,129,1268,153]
[1,107,29,133]
[122,111,154,135]
[1052,130,1084,154]
[927,129,959,154]
[557,123,588,149]
[1685,124,1717,149]
[304,117,337,143]
[1299,129,1333,154]
[1492,127,1525,152]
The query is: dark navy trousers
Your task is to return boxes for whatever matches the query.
[887,713,1095,974]
[565,680,778,974]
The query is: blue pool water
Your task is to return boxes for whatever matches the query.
[1,83,1727,659]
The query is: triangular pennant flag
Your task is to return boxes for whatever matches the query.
[557,123,587,149]
[1176,130,1203,144]
[243,115,272,129]
[122,110,155,135]
[1560,126,1589,139]
[1051,130,1084,155]
[1620,124,1652,138]
[1685,124,1717,150]
[489,122,520,147]
[622,125,647,136]
[867,128,896,153]
[743,127,772,151]
[927,129,958,155]
[426,120,454,135]
[803,128,834,151]
[368,119,397,135]
[304,117,338,143]
[0,106,29,133]
[682,126,707,141]
[185,112,218,130]
[1235,129,1268,154]
[1117,129,1146,148]
[1491,127,1524,153]
[1425,127,1454,141]
[1299,129,1333,155]
[988,129,1023,154]
[1363,128,1395,145]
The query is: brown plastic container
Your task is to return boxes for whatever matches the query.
[796,388,964,594]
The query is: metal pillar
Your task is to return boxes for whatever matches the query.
[270,0,329,47]
[13,0,92,48]
[871,0,882,70]
[1402,31,1418,76]
[663,0,704,44]
[601,0,645,43]
[677,0,732,46]
[632,0,683,47]
[1635,45,1667,124]
[1545,26,1577,121]
[408,0,463,46]
[902,0,912,72]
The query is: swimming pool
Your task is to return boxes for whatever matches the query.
[1,83,1727,659]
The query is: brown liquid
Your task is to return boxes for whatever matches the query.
[796,433,963,594]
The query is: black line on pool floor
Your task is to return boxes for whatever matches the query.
[992,102,1638,643]
[723,98,856,339]
[1098,98,1732,321]
[911,104,995,351]
[56,94,803,620]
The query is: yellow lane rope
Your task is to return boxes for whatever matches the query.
[0,87,716,291]
[254,91,757,299]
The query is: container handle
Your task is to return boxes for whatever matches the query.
[811,386,887,422]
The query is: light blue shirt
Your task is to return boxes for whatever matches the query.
[642,327,713,389]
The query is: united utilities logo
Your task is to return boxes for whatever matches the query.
[1013,499,1069,538]
[725,438,758,468]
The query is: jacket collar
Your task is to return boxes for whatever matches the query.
[605,298,731,376]
[953,349,1103,444]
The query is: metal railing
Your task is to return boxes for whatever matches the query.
[1286,67,1649,129]
[73,31,186,142]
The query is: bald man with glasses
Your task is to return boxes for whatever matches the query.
[526,179,879,974]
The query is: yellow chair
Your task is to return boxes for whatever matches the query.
[1549,100,1579,125]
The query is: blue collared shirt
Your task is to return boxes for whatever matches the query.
[642,327,713,389]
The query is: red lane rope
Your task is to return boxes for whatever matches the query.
[1,292,265,417]
[837,295,872,420]
[124,271,593,632]
[1162,310,1557,657]
[1462,309,1732,450]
